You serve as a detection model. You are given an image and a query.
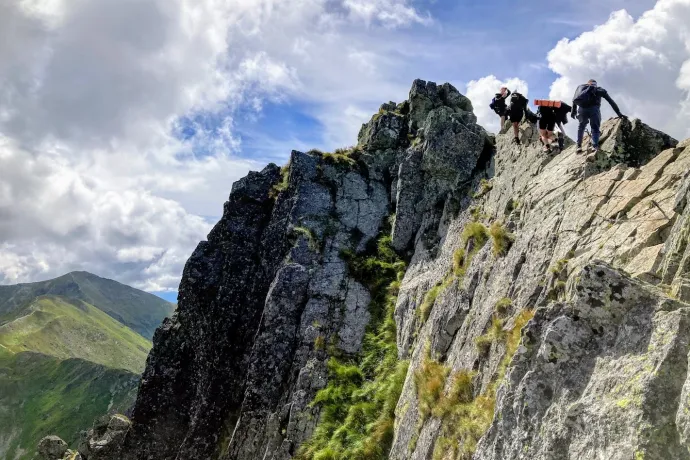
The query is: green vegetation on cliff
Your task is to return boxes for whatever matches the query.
[297,235,409,460]
[415,309,535,460]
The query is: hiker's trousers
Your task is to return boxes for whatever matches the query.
[577,106,602,148]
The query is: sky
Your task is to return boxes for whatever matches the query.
[1,0,689,302]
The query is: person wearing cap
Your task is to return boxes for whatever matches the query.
[571,79,627,153]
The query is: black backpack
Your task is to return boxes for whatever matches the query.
[573,84,598,107]
[525,107,539,124]
[558,102,572,124]
[510,92,527,108]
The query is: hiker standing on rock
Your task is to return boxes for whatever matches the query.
[507,91,529,145]
[571,79,626,153]
[490,87,511,129]
[535,100,571,153]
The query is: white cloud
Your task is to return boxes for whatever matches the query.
[0,0,432,290]
[343,0,431,28]
[547,0,690,139]
[0,135,211,290]
[465,75,529,134]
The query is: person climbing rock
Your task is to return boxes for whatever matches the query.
[490,87,511,129]
[507,91,529,145]
[555,100,571,150]
[534,100,572,153]
[535,100,558,153]
[571,79,626,153]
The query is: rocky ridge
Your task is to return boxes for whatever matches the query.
[44,80,690,460]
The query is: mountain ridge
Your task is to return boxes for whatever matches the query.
[44,79,690,460]
[0,295,151,373]
[0,272,170,459]
[0,270,174,339]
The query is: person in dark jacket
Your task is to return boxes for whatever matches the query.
[490,87,511,129]
[506,91,529,145]
[571,79,626,153]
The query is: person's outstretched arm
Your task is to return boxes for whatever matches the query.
[601,89,624,117]
[571,101,577,119]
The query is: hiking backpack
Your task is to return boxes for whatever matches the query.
[534,99,561,108]
[558,102,572,124]
[573,84,598,107]
[510,92,527,108]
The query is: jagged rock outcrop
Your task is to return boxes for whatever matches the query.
[78,414,131,459]
[60,79,690,460]
[65,80,487,460]
[37,435,81,460]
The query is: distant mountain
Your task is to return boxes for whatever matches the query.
[0,271,175,339]
[0,296,151,373]
[0,272,169,459]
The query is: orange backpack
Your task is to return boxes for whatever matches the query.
[534,100,561,108]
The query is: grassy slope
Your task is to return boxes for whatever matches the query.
[0,271,175,339]
[0,296,151,374]
[0,349,139,460]
[0,295,152,459]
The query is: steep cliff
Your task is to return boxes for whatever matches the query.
[52,80,690,460]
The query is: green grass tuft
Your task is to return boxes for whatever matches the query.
[474,316,505,356]
[417,284,441,323]
[489,221,514,257]
[270,164,291,198]
[454,222,489,281]
[473,178,493,198]
[292,226,321,252]
[432,309,535,460]
[461,222,490,248]
[414,355,449,419]
[550,258,569,276]
[494,298,512,316]
[322,152,357,168]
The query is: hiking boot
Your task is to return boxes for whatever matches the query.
[576,145,584,154]
[542,144,552,154]
[512,137,521,145]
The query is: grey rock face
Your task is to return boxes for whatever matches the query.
[477,262,690,460]
[63,80,690,460]
[389,116,690,460]
[357,110,407,151]
[391,83,489,252]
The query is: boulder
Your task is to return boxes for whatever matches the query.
[37,436,68,460]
